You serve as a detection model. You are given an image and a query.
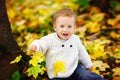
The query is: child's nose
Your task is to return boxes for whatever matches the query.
[63,27,67,31]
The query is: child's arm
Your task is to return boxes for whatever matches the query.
[28,36,51,53]
[77,37,93,70]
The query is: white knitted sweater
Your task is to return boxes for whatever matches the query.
[29,33,93,79]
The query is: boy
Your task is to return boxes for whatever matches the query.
[28,8,105,80]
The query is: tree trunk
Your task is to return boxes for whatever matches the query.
[90,0,109,13]
[0,0,23,79]
[90,0,120,17]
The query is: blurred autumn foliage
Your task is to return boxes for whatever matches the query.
[6,0,120,80]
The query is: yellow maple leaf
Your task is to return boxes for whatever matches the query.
[7,9,16,20]
[92,61,110,72]
[91,13,105,22]
[17,25,26,33]
[92,67,100,75]
[29,19,39,28]
[85,21,100,33]
[24,33,39,46]
[115,59,120,64]
[91,44,105,59]
[53,61,66,76]
[114,48,120,58]
[29,52,45,66]
[40,66,46,75]
[110,31,120,40]
[10,55,22,64]
[112,67,120,77]
[84,40,106,59]
[107,19,116,26]
[22,7,34,20]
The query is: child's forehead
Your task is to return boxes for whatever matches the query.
[56,16,75,20]
[57,16,74,19]
[56,16,75,23]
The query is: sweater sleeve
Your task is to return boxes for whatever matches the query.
[29,36,50,53]
[77,37,93,68]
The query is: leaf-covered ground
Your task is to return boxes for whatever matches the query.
[6,0,120,80]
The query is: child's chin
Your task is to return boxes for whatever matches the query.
[63,37,69,40]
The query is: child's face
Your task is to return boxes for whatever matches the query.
[54,16,75,40]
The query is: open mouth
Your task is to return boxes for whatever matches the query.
[63,33,68,37]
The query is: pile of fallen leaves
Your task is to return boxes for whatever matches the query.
[76,6,120,80]
[6,0,120,80]
[10,50,46,80]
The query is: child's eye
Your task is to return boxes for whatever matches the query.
[60,25,64,28]
[68,26,71,28]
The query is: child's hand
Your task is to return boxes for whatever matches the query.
[86,66,93,71]
[28,45,37,51]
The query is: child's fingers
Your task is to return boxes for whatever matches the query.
[28,45,37,51]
